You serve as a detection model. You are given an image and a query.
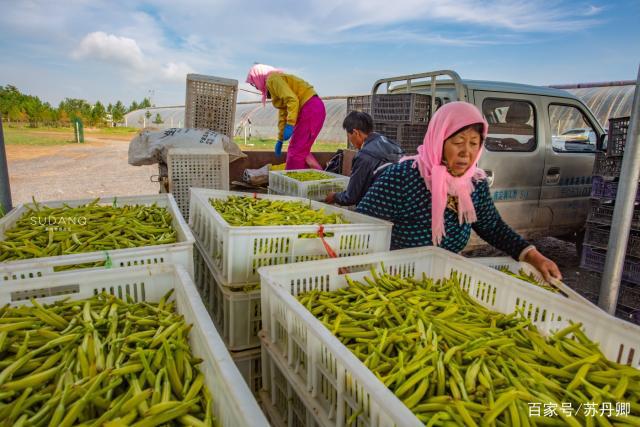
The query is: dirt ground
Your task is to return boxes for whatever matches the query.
[465,236,640,325]
[6,137,158,204]
[5,139,639,325]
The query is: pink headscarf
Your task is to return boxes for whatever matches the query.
[400,101,489,246]
[246,63,283,105]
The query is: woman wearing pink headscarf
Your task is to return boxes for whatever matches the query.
[246,64,324,170]
[357,101,561,281]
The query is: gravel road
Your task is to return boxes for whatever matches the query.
[6,137,158,204]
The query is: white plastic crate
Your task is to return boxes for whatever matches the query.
[259,246,640,427]
[167,148,229,220]
[0,264,269,427]
[185,74,238,140]
[268,169,349,201]
[193,237,261,350]
[469,256,594,306]
[232,347,262,397]
[189,189,392,285]
[0,194,194,283]
[261,344,324,427]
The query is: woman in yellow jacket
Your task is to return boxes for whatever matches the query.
[246,64,324,170]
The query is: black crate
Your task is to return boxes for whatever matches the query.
[584,223,640,258]
[372,93,432,124]
[593,152,623,177]
[590,176,640,202]
[401,124,429,151]
[615,305,640,325]
[606,116,630,157]
[587,198,640,229]
[580,245,640,285]
[620,284,640,310]
[346,95,372,115]
[373,122,400,141]
[374,122,428,154]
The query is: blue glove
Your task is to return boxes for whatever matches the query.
[275,140,283,157]
[283,124,294,141]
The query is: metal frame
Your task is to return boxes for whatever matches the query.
[371,70,467,115]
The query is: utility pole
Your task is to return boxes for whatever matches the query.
[0,117,13,213]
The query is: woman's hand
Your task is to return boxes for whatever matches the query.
[523,248,563,282]
[325,192,336,204]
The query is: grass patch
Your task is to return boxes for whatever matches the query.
[3,127,75,146]
[2,126,139,144]
[85,127,139,135]
[234,137,345,152]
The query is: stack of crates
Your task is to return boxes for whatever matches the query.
[371,93,435,154]
[177,73,237,220]
[188,188,393,405]
[345,93,435,154]
[581,116,640,323]
[191,238,263,398]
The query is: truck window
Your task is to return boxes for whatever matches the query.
[482,99,536,152]
[549,104,597,153]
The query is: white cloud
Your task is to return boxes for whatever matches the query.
[72,32,144,69]
[161,62,195,82]
[288,0,604,38]
[584,5,604,16]
[71,30,198,86]
[0,0,612,106]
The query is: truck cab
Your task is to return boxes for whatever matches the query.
[374,70,605,247]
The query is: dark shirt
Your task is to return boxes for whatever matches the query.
[334,133,404,206]
[356,160,530,259]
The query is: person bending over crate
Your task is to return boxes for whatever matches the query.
[356,101,562,281]
[325,111,404,206]
[246,63,324,170]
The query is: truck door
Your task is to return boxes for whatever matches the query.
[472,91,548,237]
[539,98,601,236]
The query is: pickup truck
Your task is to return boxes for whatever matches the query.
[370,70,606,253]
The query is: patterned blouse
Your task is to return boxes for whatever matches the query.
[356,160,530,259]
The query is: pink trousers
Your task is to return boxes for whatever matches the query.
[285,96,325,170]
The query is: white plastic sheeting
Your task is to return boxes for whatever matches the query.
[124,99,350,142]
[123,106,186,129]
[566,86,634,128]
[121,85,635,142]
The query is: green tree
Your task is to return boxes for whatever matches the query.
[57,101,70,125]
[0,85,22,122]
[112,101,126,123]
[6,104,23,123]
[139,97,152,109]
[145,110,152,120]
[91,101,106,126]
[129,101,139,112]
[23,97,45,127]
[153,113,164,124]
[60,98,92,123]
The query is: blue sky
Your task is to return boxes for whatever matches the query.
[0,0,638,107]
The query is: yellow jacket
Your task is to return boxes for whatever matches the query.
[266,73,316,140]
